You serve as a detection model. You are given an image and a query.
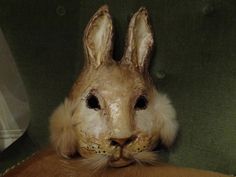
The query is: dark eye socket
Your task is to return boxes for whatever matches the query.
[86,94,101,110]
[135,95,148,110]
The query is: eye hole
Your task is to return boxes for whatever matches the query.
[86,94,101,110]
[135,95,148,110]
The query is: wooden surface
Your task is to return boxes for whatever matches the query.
[3,148,230,177]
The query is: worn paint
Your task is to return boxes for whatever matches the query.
[50,5,178,168]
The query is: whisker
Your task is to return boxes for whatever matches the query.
[79,154,109,174]
[132,151,159,166]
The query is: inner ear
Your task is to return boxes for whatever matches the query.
[133,13,153,68]
[86,14,112,59]
[122,7,153,73]
[84,5,114,67]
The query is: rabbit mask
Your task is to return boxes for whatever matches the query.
[50,5,178,168]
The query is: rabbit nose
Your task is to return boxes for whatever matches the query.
[110,135,136,147]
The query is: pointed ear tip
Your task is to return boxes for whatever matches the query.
[138,6,149,14]
[98,4,110,13]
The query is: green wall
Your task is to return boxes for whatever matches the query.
[0,0,236,174]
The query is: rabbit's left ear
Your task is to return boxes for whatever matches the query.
[84,5,113,68]
[122,7,153,73]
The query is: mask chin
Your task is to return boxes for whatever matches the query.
[109,158,134,168]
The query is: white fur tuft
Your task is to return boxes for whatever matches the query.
[50,99,77,158]
[154,93,178,147]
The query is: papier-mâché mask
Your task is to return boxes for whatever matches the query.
[50,5,178,169]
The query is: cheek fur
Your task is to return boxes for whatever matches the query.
[50,99,78,158]
[153,92,178,147]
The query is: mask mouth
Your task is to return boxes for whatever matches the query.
[108,146,135,167]
[108,150,159,168]
[108,157,134,167]
[79,151,158,172]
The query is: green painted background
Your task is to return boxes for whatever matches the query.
[0,0,236,175]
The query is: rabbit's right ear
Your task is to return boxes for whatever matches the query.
[83,5,113,68]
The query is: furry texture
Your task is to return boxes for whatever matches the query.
[155,93,178,147]
[76,151,159,174]
[50,92,177,170]
[79,155,109,173]
[49,99,77,158]
[132,151,159,165]
[49,5,178,169]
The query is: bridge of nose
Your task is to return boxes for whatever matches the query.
[108,98,134,138]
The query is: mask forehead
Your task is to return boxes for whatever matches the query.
[92,63,147,95]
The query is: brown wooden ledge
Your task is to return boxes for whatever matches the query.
[3,148,230,177]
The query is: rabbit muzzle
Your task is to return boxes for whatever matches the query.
[77,131,156,167]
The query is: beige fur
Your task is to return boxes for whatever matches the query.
[50,99,77,158]
[154,93,178,147]
[49,5,178,170]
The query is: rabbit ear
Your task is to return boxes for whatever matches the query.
[83,5,113,68]
[122,7,153,72]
